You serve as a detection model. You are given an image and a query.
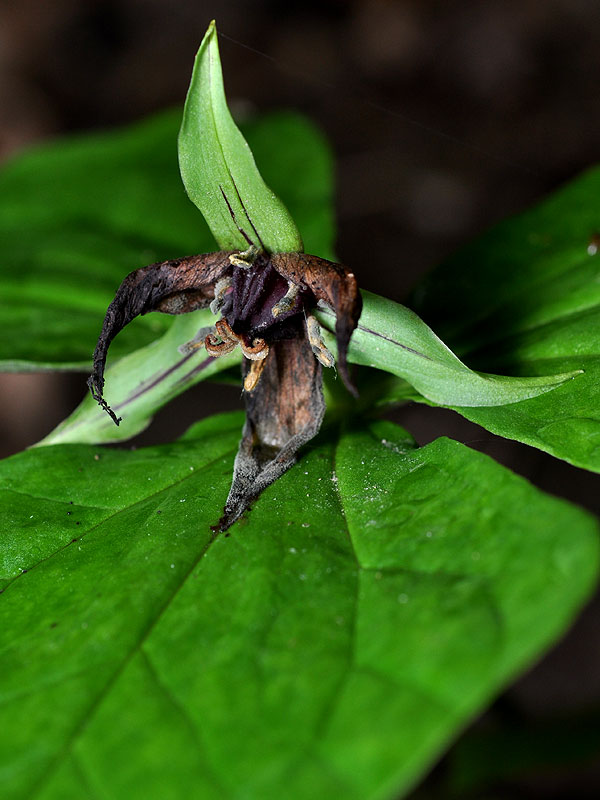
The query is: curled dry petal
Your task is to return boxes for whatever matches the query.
[87,247,362,531]
[218,330,325,531]
[270,253,362,395]
[88,252,233,423]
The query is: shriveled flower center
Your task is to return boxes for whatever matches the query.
[184,251,333,393]
[224,255,308,341]
[86,245,361,530]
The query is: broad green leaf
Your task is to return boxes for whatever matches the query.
[0,109,333,370]
[411,166,600,470]
[39,310,242,445]
[316,290,580,407]
[0,111,195,370]
[1,413,597,800]
[178,21,303,253]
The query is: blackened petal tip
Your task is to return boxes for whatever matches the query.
[87,374,122,426]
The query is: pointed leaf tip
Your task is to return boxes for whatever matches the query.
[179,20,303,253]
[317,290,582,408]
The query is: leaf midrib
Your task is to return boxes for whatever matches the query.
[0,445,235,598]
[27,446,237,799]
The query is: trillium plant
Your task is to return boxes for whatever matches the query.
[88,248,361,531]
[1,19,599,800]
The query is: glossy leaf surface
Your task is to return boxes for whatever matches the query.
[178,21,303,253]
[317,290,580,407]
[411,166,600,470]
[1,414,597,800]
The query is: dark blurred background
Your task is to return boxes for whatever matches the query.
[1,1,599,796]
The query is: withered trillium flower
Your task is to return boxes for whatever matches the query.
[88,246,362,530]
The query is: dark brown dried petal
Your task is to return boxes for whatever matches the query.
[270,253,362,395]
[217,331,325,531]
[88,252,233,423]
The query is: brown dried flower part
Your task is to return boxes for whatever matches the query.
[88,248,362,530]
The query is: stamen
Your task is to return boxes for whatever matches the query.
[204,335,238,358]
[306,314,335,368]
[229,245,259,269]
[210,277,232,315]
[244,357,267,392]
[178,325,214,354]
[215,318,239,343]
[316,299,334,312]
[271,281,299,317]
[205,319,240,358]
[240,337,269,361]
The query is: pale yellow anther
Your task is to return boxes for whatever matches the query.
[271,282,299,318]
[307,314,335,368]
[210,277,232,315]
[229,245,259,268]
[243,357,267,392]
[178,325,214,355]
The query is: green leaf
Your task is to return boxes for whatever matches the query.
[1,414,597,800]
[178,20,303,253]
[39,310,242,445]
[0,109,333,371]
[0,111,198,370]
[317,290,580,407]
[411,166,600,470]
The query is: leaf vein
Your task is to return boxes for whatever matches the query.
[140,648,230,797]
[29,498,228,799]
[0,447,235,595]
